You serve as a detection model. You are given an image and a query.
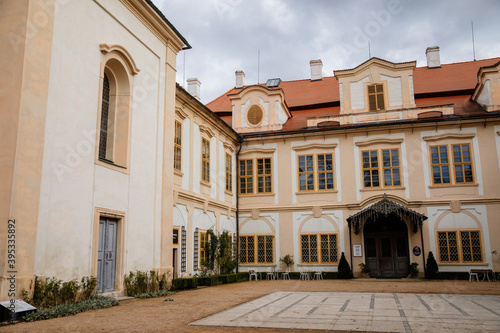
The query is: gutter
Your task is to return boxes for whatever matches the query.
[235,136,243,273]
[239,112,500,140]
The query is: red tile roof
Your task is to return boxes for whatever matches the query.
[207,57,500,113]
[206,57,500,134]
[413,58,500,95]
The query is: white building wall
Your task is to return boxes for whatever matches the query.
[192,123,201,194]
[34,0,167,279]
[477,79,492,106]
[181,117,191,190]
[210,136,217,199]
[350,76,370,110]
[380,74,403,107]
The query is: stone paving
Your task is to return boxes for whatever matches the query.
[190,291,500,332]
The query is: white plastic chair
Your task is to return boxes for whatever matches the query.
[266,267,275,280]
[467,267,478,281]
[299,267,310,280]
[313,268,323,280]
[281,267,290,280]
[249,269,258,281]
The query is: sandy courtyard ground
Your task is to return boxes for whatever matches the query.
[3,278,500,333]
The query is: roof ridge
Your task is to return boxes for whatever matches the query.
[415,56,500,69]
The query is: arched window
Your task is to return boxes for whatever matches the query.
[99,73,110,160]
[97,44,139,170]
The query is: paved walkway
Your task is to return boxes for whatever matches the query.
[191,291,500,332]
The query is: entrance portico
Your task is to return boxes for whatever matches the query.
[347,195,428,278]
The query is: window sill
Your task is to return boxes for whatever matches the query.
[200,181,211,189]
[239,192,275,197]
[239,263,276,266]
[174,170,183,177]
[297,263,338,266]
[429,183,478,189]
[296,190,338,195]
[360,187,405,192]
[437,262,488,266]
[224,190,233,196]
[98,158,127,169]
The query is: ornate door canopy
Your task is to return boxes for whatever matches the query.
[347,194,427,234]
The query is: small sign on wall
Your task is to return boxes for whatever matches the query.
[353,244,362,257]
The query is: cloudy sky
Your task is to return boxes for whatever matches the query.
[152,0,500,104]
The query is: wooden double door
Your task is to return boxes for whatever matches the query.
[364,215,409,278]
[97,218,117,292]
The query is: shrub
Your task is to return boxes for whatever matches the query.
[21,276,97,308]
[80,276,97,300]
[425,251,439,279]
[236,272,249,282]
[22,296,118,322]
[123,270,169,296]
[409,262,419,278]
[337,252,353,279]
[170,277,198,291]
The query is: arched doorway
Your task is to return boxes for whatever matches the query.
[363,213,409,278]
[347,195,427,279]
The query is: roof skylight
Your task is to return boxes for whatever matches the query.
[265,78,281,88]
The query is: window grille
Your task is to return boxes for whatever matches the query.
[181,227,186,272]
[193,228,199,270]
[99,74,110,160]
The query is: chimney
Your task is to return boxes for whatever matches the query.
[235,70,245,88]
[186,78,201,100]
[426,46,441,68]
[310,59,323,81]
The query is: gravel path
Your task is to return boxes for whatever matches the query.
[3,278,500,333]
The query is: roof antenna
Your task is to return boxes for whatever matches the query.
[471,21,476,61]
[368,41,371,58]
[257,49,260,84]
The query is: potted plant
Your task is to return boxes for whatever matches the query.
[279,254,294,270]
[358,263,369,278]
[409,262,419,278]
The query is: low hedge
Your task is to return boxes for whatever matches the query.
[170,270,338,291]
[170,277,198,291]
[435,272,469,280]
[171,272,249,290]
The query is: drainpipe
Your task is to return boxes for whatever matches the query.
[420,226,426,273]
[235,135,243,273]
[348,223,353,272]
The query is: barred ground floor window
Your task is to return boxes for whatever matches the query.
[239,235,274,264]
[301,234,338,263]
[437,230,482,263]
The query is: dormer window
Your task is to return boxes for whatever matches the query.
[368,83,385,111]
[247,105,263,126]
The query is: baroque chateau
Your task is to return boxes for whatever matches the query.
[2,0,500,299]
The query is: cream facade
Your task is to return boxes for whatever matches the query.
[1,0,189,299]
[208,53,500,278]
[172,86,239,277]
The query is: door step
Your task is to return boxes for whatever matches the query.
[101,290,125,298]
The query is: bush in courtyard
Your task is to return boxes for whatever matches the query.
[425,251,439,279]
[337,252,353,279]
[409,262,419,278]
[170,277,198,291]
[21,275,97,308]
[123,270,169,296]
